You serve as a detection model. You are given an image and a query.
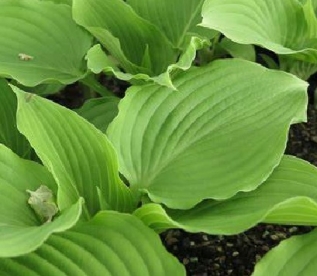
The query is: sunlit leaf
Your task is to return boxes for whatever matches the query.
[202,0,317,62]
[14,86,136,216]
[253,228,317,276]
[127,0,212,49]
[0,211,185,275]
[0,144,82,257]
[73,0,176,75]
[108,59,307,209]
[135,156,317,234]
[0,0,92,86]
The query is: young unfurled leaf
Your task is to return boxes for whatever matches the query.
[27,185,59,223]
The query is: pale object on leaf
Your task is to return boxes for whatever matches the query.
[18,53,34,61]
[27,185,58,223]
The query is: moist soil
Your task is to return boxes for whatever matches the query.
[50,78,317,276]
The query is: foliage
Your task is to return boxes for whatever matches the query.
[0,0,317,275]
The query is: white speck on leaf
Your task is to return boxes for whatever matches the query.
[18,53,34,61]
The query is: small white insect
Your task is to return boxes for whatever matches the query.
[18,53,34,61]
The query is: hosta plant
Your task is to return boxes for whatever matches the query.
[201,0,317,81]
[1,0,317,275]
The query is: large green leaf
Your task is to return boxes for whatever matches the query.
[14,86,136,217]
[134,156,317,234]
[0,144,82,257]
[76,96,119,133]
[252,228,317,276]
[126,0,211,49]
[201,0,317,62]
[108,59,307,209]
[0,211,185,275]
[0,0,92,86]
[0,79,30,158]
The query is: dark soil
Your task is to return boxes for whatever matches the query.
[161,105,317,276]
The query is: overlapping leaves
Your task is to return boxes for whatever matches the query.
[73,0,211,88]
[134,156,317,234]
[0,84,184,273]
[0,212,185,275]
[14,86,136,215]
[0,144,82,257]
[201,0,317,79]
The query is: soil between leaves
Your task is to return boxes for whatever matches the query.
[161,105,317,276]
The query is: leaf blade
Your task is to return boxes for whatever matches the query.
[0,79,30,158]
[14,86,136,216]
[201,0,317,62]
[73,0,176,75]
[0,212,185,275]
[252,228,317,276]
[76,96,119,133]
[135,156,317,235]
[0,0,92,86]
[0,144,82,257]
[108,59,307,209]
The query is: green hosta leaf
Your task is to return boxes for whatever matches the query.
[14,86,136,216]
[75,0,207,88]
[252,228,317,276]
[0,79,31,158]
[87,37,208,89]
[0,211,185,275]
[259,54,279,70]
[108,59,307,209]
[0,0,91,86]
[135,156,317,234]
[14,82,65,96]
[127,0,212,49]
[134,203,180,233]
[40,0,71,4]
[201,0,317,62]
[0,144,82,257]
[76,96,119,133]
[73,0,176,76]
[218,38,256,61]
[279,56,317,80]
